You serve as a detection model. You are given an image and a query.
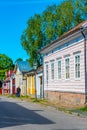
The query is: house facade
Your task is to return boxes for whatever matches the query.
[2,78,10,94]
[36,66,43,98]
[26,71,35,97]
[10,73,15,94]
[40,20,87,106]
[25,66,43,99]
[14,61,43,98]
[14,61,31,95]
[2,70,15,94]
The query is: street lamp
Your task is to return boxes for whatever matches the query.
[33,62,37,100]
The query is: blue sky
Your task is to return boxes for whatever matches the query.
[0,0,63,63]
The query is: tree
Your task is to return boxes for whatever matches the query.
[0,54,14,81]
[21,0,87,67]
[21,14,43,66]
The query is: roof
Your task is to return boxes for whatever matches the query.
[4,77,10,83]
[15,61,32,73]
[40,20,87,53]
[25,65,43,76]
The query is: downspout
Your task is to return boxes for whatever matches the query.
[80,27,87,103]
[42,57,44,99]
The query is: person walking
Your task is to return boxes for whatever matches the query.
[16,87,21,97]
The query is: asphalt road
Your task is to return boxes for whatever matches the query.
[0,96,87,130]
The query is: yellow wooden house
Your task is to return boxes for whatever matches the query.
[26,71,36,97]
[26,66,43,99]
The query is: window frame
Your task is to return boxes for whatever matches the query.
[51,62,54,80]
[74,54,80,79]
[65,57,70,79]
[46,64,49,82]
[58,59,62,80]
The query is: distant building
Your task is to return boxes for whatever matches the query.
[26,65,43,98]
[2,70,15,94]
[14,61,31,95]
[36,66,43,98]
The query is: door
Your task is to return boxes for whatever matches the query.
[40,76,43,98]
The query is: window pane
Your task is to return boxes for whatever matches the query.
[75,55,80,78]
[46,64,48,81]
[78,56,80,63]
[51,62,54,79]
[65,58,70,79]
[58,60,61,79]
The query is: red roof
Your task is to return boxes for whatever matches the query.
[6,70,14,77]
[4,77,10,82]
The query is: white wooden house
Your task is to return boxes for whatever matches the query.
[36,66,43,98]
[40,20,87,106]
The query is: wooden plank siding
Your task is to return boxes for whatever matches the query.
[0,88,2,94]
[27,75,35,96]
[27,76,31,94]
[44,40,85,93]
[85,38,87,93]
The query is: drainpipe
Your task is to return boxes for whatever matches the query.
[80,27,87,103]
[42,57,44,99]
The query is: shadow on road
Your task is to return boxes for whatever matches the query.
[53,129,80,130]
[0,101,54,128]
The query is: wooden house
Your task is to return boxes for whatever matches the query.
[40,20,87,106]
[14,61,31,95]
[2,70,15,94]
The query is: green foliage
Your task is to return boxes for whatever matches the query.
[21,14,43,67]
[0,54,14,81]
[79,106,87,112]
[21,0,87,67]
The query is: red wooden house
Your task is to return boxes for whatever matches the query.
[2,70,15,94]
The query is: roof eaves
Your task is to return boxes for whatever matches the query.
[40,20,87,53]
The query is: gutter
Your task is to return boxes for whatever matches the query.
[40,30,81,54]
[80,26,87,103]
[40,21,87,54]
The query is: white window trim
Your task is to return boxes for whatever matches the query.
[64,57,70,80]
[74,54,81,80]
[50,62,54,80]
[57,59,62,80]
[45,63,49,83]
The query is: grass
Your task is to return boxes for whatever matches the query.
[79,106,87,112]
[8,94,16,98]
[7,94,49,105]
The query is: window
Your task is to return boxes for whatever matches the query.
[58,60,61,79]
[75,55,80,78]
[46,64,48,82]
[51,62,54,79]
[65,58,70,79]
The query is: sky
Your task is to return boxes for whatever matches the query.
[0,0,63,63]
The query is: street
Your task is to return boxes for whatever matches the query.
[0,96,87,130]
